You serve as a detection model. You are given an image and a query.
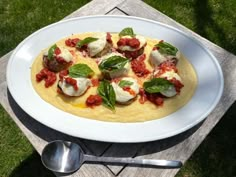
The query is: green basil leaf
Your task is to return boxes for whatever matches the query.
[118,80,133,88]
[98,56,129,73]
[97,80,116,110]
[155,41,178,56]
[119,27,135,37]
[143,78,173,93]
[76,37,98,48]
[68,64,94,78]
[48,44,57,60]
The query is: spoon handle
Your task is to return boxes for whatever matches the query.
[83,155,182,168]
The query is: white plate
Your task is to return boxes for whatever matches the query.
[7,15,223,143]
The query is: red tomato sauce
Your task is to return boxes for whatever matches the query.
[131,54,150,77]
[146,93,164,106]
[36,68,57,88]
[65,38,80,47]
[117,38,140,49]
[65,77,78,91]
[86,94,103,108]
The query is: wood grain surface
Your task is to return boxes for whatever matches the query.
[0,0,236,177]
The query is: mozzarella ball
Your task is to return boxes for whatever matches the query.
[150,49,180,67]
[111,77,139,103]
[88,33,111,57]
[58,77,91,96]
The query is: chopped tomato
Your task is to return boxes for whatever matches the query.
[131,54,150,77]
[117,38,126,46]
[65,77,78,90]
[86,95,103,108]
[154,61,178,77]
[56,56,67,64]
[65,38,80,47]
[59,70,69,80]
[170,78,184,93]
[139,88,147,104]
[160,61,178,72]
[146,93,164,106]
[127,38,140,48]
[54,47,61,55]
[123,87,136,96]
[36,68,57,88]
[117,38,140,49]
[106,32,112,43]
[91,78,99,87]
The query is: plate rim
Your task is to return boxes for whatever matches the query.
[6,15,224,143]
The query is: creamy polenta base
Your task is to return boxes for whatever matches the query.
[31,32,197,122]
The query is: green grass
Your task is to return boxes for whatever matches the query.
[0,0,90,176]
[144,0,236,176]
[144,0,236,55]
[0,0,90,57]
[0,0,236,176]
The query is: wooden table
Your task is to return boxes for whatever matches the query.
[1,0,236,176]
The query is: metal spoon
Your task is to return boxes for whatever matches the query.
[41,140,182,173]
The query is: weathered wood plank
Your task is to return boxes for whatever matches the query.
[82,139,111,156]
[64,0,125,19]
[104,143,145,175]
[0,52,12,83]
[106,7,127,16]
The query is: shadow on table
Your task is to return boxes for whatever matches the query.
[8,88,202,157]
[9,151,54,177]
[176,101,236,177]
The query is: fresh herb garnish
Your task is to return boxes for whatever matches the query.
[118,80,133,88]
[48,44,57,60]
[155,41,178,56]
[143,78,173,93]
[68,64,94,78]
[97,80,116,110]
[76,37,98,48]
[98,56,129,73]
[119,27,135,37]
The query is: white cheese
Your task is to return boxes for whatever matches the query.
[112,77,139,103]
[88,33,107,57]
[57,47,73,62]
[58,77,91,96]
[150,50,167,66]
[109,62,130,78]
[153,70,182,97]
[150,49,180,67]
[159,70,182,82]
[100,52,124,61]
[160,85,177,97]
[118,35,146,51]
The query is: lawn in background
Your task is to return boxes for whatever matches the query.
[0,0,236,176]
[0,0,90,176]
[144,0,236,176]
[144,0,236,55]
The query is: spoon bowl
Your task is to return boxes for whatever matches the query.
[41,140,84,173]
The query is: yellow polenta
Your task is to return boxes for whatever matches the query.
[31,32,197,122]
